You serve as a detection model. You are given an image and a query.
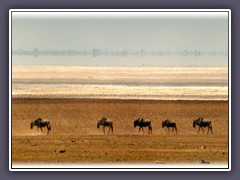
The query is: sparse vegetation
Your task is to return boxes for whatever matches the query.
[12,98,228,165]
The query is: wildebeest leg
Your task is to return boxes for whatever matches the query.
[210,126,213,134]
[139,127,144,134]
[166,127,168,134]
[175,126,178,135]
[40,127,43,133]
[148,126,152,134]
[108,126,111,134]
[198,126,201,134]
[165,127,167,134]
[102,126,105,134]
[207,126,213,134]
[111,123,113,134]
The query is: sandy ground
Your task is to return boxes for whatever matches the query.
[11,98,229,166]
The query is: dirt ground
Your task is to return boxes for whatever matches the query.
[11,98,229,166]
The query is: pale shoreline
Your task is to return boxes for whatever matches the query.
[11,97,229,102]
[12,66,229,101]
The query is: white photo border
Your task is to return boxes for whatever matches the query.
[9,9,231,171]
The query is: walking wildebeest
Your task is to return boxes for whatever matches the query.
[133,118,152,134]
[193,117,213,134]
[97,117,113,134]
[30,117,51,135]
[162,119,177,134]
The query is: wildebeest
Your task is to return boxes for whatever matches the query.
[133,118,152,134]
[97,117,113,134]
[193,117,213,134]
[162,119,177,134]
[30,118,51,135]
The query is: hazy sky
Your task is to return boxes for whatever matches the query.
[11,10,229,66]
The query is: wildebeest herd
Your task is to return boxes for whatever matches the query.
[30,116,213,135]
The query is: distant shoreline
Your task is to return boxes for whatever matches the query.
[11,97,229,103]
[12,66,229,101]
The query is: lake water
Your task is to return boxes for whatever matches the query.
[12,66,228,100]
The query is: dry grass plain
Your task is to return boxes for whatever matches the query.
[11,98,229,167]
